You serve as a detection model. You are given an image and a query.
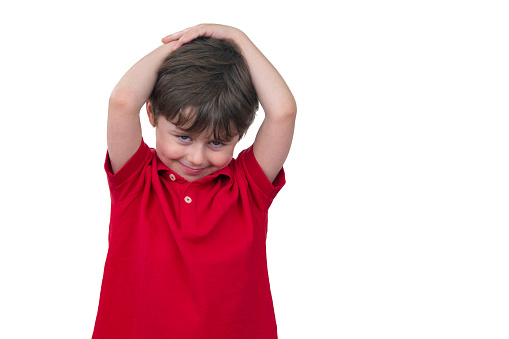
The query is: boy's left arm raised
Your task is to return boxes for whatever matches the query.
[164,25,297,183]
[238,30,297,183]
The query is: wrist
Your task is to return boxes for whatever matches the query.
[229,30,253,55]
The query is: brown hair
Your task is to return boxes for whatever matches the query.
[149,37,259,141]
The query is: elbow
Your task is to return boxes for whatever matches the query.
[109,88,140,111]
[266,101,296,125]
[288,97,298,117]
[280,97,297,120]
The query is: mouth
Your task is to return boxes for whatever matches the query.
[180,163,207,175]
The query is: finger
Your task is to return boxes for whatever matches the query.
[163,25,212,48]
[170,36,193,51]
[170,40,183,51]
[162,31,183,43]
[161,26,193,43]
[168,33,198,50]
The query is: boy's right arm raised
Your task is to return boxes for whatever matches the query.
[107,42,176,174]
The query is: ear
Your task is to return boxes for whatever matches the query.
[146,100,156,127]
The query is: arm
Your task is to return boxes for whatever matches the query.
[163,25,297,183]
[107,42,176,174]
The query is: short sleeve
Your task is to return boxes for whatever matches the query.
[104,139,152,202]
[237,146,285,200]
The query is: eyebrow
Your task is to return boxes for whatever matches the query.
[169,125,194,136]
[170,126,236,143]
[171,127,189,135]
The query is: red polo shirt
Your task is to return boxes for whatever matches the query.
[93,140,285,339]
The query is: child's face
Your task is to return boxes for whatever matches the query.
[150,114,239,182]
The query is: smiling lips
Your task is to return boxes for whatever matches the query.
[180,163,207,175]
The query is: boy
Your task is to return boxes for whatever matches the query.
[93,24,296,338]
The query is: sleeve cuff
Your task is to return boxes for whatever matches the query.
[104,139,151,187]
[243,146,286,198]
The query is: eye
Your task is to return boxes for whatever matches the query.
[209,140,224,147]
[178,136,191,142]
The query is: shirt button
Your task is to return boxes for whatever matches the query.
[184,196,192,204]
[169,174,176,181]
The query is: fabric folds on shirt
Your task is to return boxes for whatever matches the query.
[92,139,285,339]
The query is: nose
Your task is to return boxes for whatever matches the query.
[186,144,205,166]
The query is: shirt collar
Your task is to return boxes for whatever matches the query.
[155,152,232,183]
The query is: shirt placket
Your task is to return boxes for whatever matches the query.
[181,183,198,232]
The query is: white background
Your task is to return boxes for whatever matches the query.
[1,0,508,338]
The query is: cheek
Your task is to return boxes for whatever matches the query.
[156,135,181,159]
[209,151,234,168]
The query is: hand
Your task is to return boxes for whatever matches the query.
[161,24,240,51]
